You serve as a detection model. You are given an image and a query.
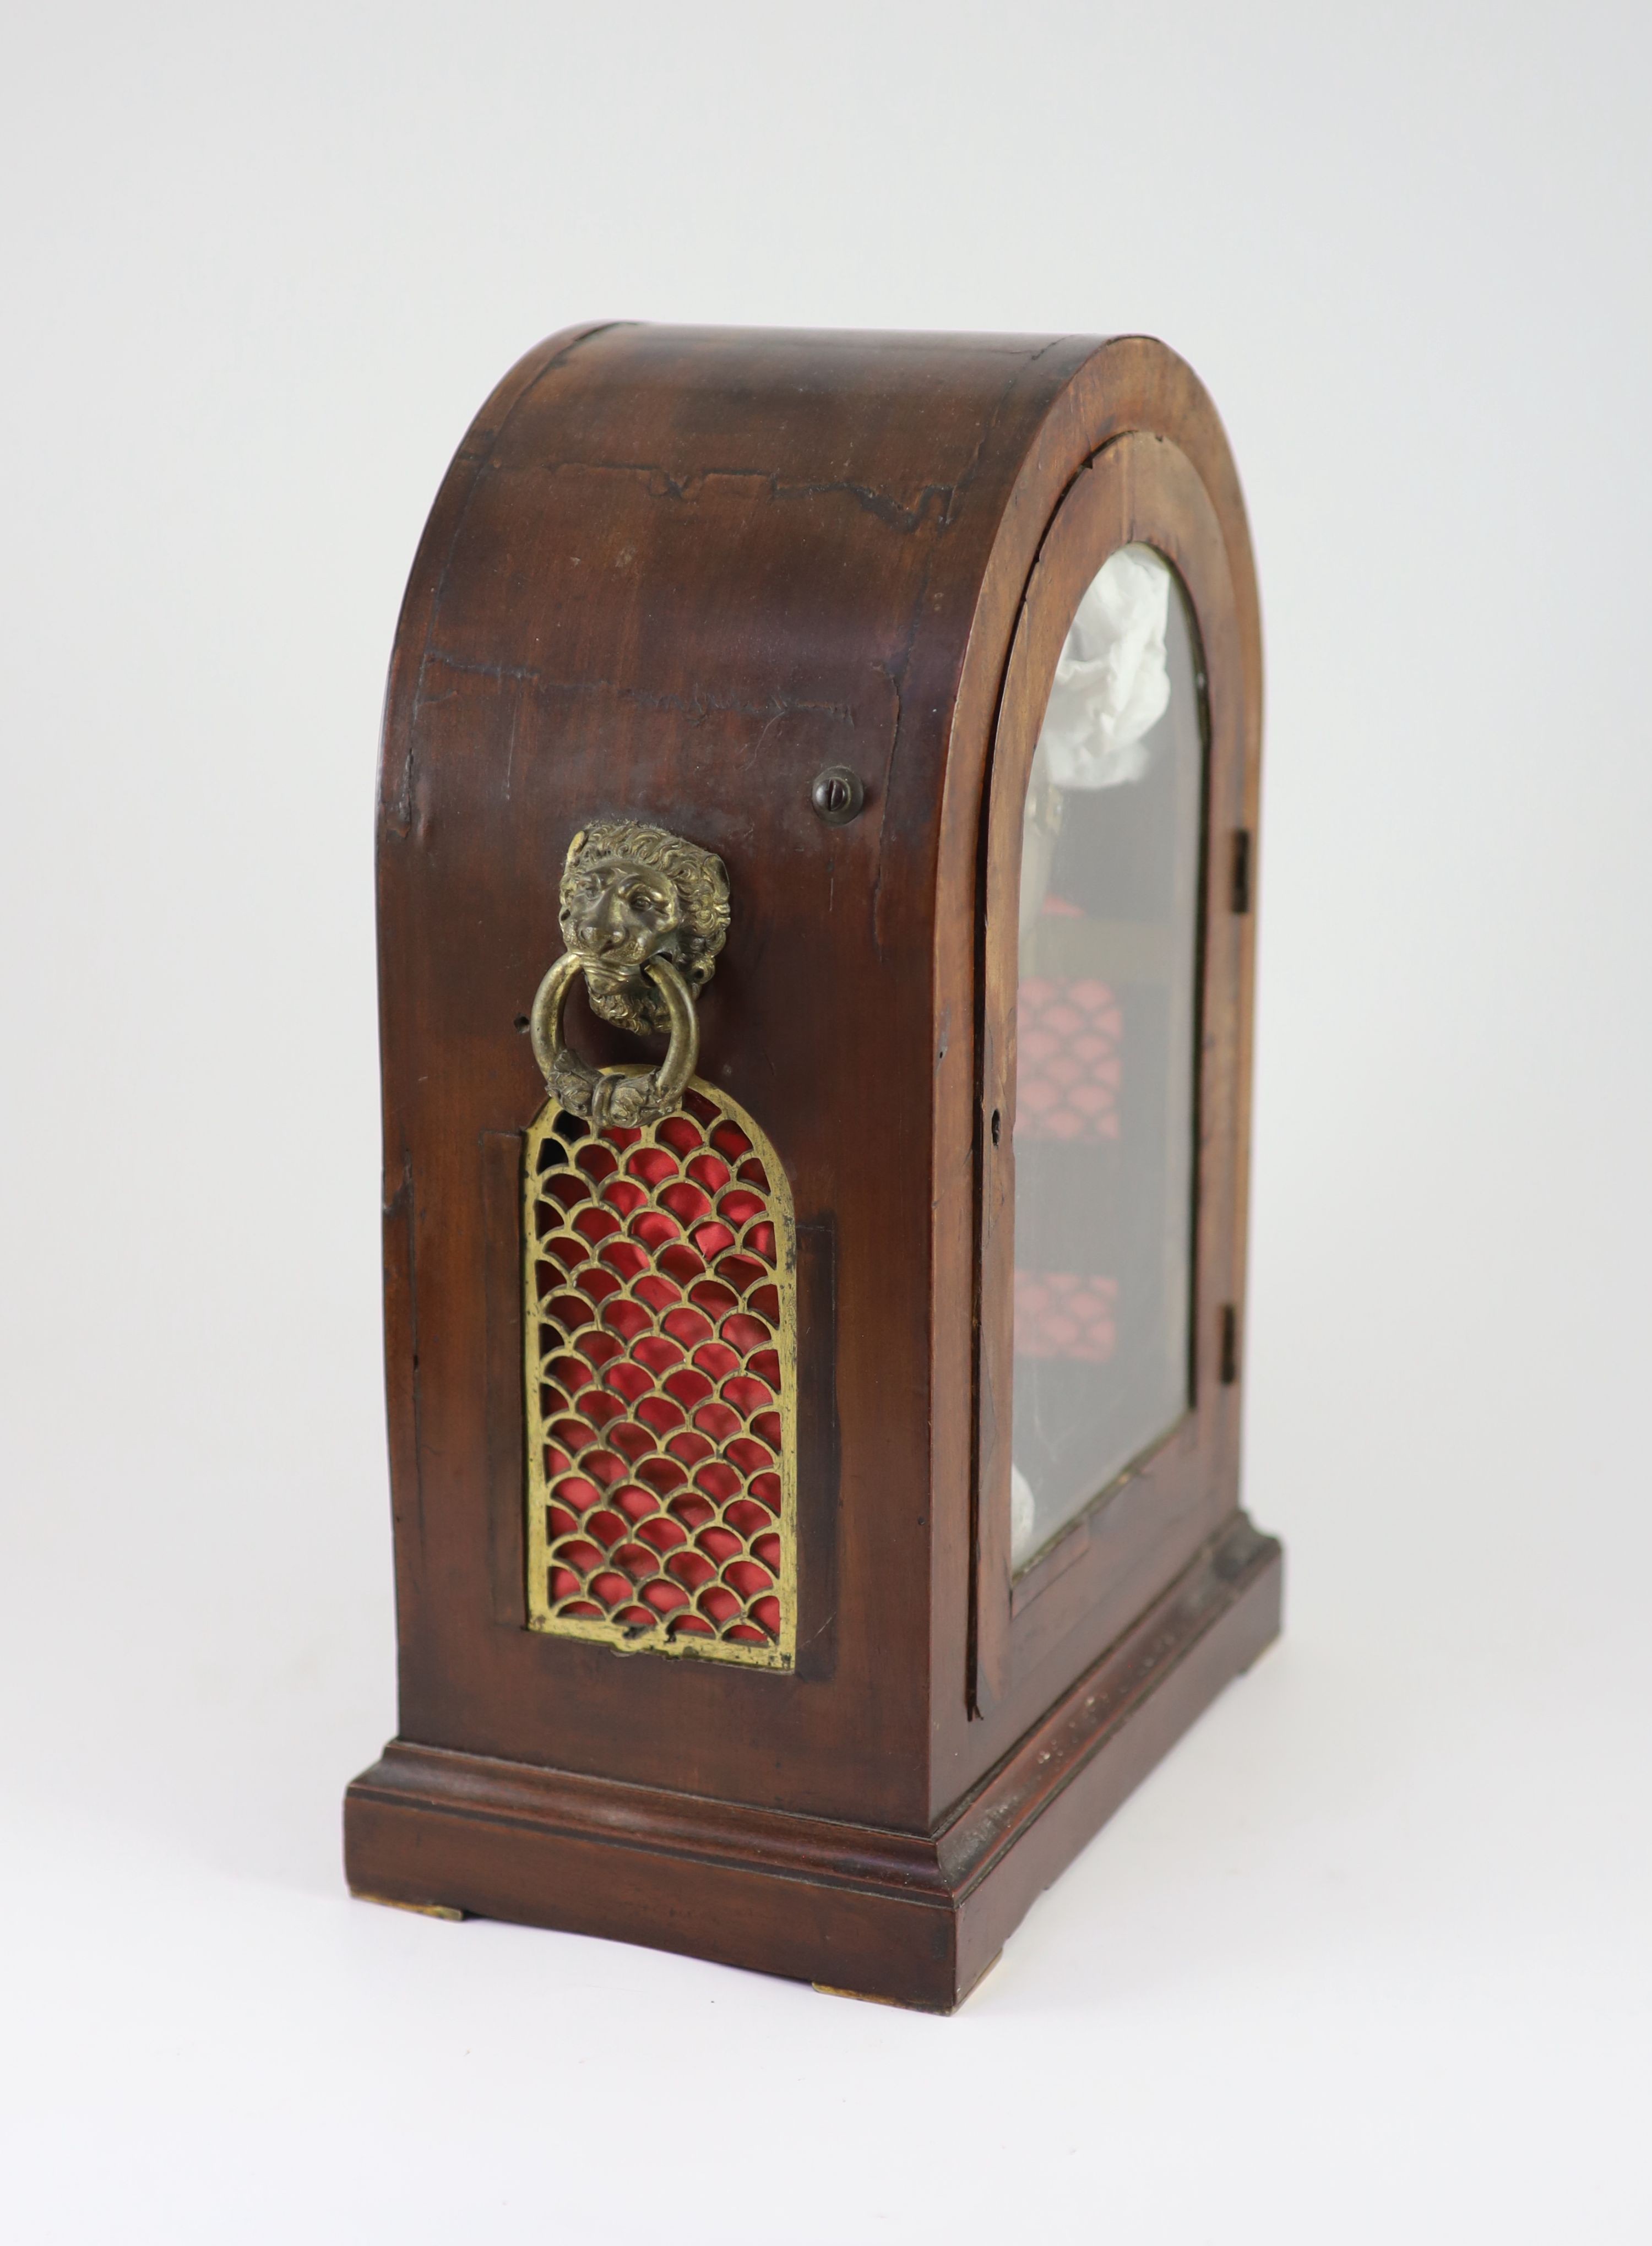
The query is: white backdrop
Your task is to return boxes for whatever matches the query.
[2,4,1648,2238]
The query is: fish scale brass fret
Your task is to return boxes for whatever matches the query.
[523,1083,797,1667]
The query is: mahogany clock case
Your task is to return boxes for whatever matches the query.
[344,322,1281,2011]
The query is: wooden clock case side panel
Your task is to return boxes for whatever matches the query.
[928,338,1274,1824]
[365,325,1103,1833]
[375,321,626,1694]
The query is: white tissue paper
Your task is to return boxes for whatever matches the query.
[1037,544,1172,792]
[1010,1464,1036,1566]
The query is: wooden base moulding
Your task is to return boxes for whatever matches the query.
[346,1515,1279,2014]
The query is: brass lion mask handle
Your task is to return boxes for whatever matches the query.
[530,819,731,1128]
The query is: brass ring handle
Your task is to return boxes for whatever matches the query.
[530,950,700,1128]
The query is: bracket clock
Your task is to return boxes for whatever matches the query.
[344,323,1282,2010]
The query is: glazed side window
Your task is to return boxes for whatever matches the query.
[1010,546,1207,1569]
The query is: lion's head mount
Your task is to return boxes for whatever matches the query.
[559,819,731,1037]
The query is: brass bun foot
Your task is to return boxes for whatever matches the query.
[351,1889,469,1922]
[814,1950,1003,2014]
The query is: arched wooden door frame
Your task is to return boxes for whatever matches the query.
[969,432,1260,1715]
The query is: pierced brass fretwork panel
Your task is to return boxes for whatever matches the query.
[524,1081,797,1667]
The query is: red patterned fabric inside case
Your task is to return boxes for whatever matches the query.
[1013,1270,1118,1363]
[1014,968,1123,1363]
[1015,976,1122,1142]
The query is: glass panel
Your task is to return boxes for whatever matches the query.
[1009,545,1204,1570]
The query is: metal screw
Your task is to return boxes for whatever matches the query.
[811,765,865,825]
